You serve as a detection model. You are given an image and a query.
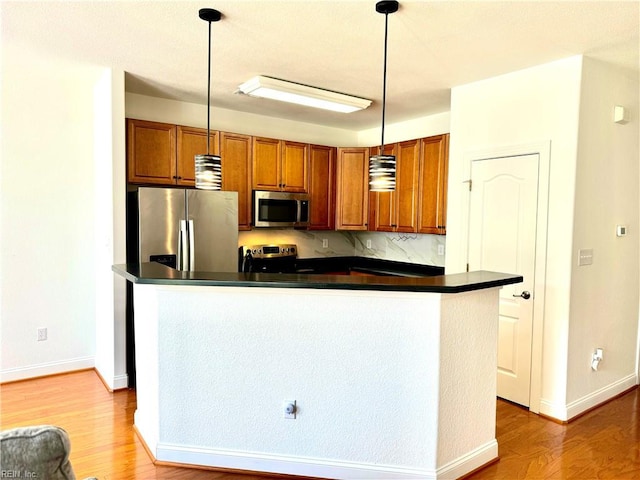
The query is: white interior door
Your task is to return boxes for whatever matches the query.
[468,154,539,407]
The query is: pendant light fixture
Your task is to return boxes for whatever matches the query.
[195,8,223,190]
[369,0,399,192]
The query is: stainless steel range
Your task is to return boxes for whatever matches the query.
[238,244,297,273]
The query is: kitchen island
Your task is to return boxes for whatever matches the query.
[113,263,521,480]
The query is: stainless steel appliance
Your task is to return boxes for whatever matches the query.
[239,244,297,273]
[253,190,309,228]
[126,187,238,389]
[128,187,238,272]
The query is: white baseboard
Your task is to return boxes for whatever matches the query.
[540,374,637,421]
[0,356,95,383]
[155,441,497,480]
[436,440,498,480]
[156,444,437,480]
[112,373,129,390]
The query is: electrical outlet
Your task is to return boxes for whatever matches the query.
[37,328,47,341]
[591,348,603,371]
[438,244,445,256]
[366,239,372,249]
[322,238,329,248]
[283,400,296,419]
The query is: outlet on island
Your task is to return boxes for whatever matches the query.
[283,400,297,419]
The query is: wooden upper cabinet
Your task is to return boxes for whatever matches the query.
[369,144,396,232]
[281,141,309,192]
[176,126,219,186]
[308,145,336,230]
[395,139,421,232]
[127,119,221,187]
[369,139,420,233]
[127,117,449,234]
[252,137,281,191]
[418,134,449,235]
[221,132,252,230]
[127,119,176,185]
[335,147,369,230]
[252,137,309,192]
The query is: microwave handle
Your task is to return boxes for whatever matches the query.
[298,199,309,223]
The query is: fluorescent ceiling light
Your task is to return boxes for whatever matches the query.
[237,76,372,113]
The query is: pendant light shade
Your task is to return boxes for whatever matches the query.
[195,8,222,190]
[369,0,399,192]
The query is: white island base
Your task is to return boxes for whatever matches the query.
[131,282,502,480]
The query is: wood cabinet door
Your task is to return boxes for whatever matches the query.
[252,137,281,191]
[281,141,309,192]
[221,132,252,230]
[308,145,336,230]
[395,139,421,233]
[336,147,369,230]
[176,126,219,187]
[369,144,396,232]
[438,134,449,234]
[127,119,176,185]
[418,134,449,234]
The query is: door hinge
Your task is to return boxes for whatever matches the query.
[466,263,470,272]
[463,179,472,191]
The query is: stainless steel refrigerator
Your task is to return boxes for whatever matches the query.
[127,187,238,272]
[125,186,238,388]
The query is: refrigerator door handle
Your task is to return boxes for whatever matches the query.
[178,220,188,271]
[188,219,195,272]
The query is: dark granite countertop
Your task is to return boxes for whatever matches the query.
[113,263,522,293]
[295,256,444,277]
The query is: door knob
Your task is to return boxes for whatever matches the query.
[513,291,531,300]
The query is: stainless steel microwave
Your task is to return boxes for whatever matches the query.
[253,190,310,228]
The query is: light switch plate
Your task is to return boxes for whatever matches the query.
[578,249,593,266]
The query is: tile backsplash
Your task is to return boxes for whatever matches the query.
[238,230,445,267]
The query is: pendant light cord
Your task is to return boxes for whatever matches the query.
[380,11,389,152]
[206,20,212,156]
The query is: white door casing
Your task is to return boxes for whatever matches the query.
[468,154,539,407]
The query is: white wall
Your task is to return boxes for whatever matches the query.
[358,111,450,146]
[447,55,640,420]
[0,44,100,380]
[126,93,357,147]
[94,69,128,390]
[133,283,500,479]
[447,56,582,416]
[566,58,639,413]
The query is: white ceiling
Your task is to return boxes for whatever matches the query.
[2,1,639,130]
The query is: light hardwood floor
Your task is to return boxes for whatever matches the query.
[1,370,638,479]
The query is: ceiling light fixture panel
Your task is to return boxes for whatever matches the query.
[237,76,372,113]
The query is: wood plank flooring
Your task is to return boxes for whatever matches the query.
[1,369,638,479]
